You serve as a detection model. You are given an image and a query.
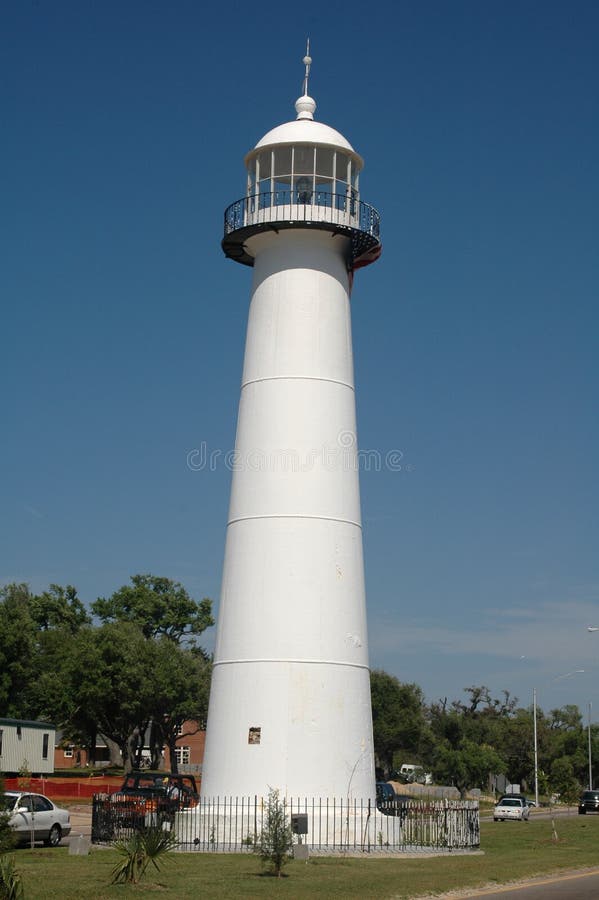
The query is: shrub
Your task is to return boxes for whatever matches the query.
[0,779,16,855]
[255,789,293,878]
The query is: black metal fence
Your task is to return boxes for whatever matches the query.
[92,794,479,853]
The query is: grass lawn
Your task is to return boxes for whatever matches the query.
[9,816,599,899]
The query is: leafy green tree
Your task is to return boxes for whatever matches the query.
[63,622,212,772]
[549,756,580,804]
[0,575,210,775]
[146,640,211,772]
[0,584,37,717]
[497,706,537,790]
[70,623,158,771]
[370,670,427,776]
[428,687,516,795]
[451,686,518,750]
[25,592,90,727]
[536,705,591,792]
[29,625,101,763]
[0,582,92,722]
[549,705,582,732]
[30,584,90,633]
[432,738,506,798]
[90,575,213,769]
[92,574,213,645]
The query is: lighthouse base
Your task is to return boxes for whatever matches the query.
[201,658,375,801]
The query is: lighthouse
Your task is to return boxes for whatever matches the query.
[201,49,381,802]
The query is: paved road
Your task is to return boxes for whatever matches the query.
[480,806,579,822]
[63,806,91,846]
[460,869,599,898]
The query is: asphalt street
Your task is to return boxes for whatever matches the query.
[457,869,599,899]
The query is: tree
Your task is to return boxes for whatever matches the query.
[0,584,37,717]
[370,670,427,776]
[428,687,515,796]
[92,575,213,645]
[0,582,92,723]
[146,640,211,772]
[91,575,213,769]
[549,756,580,804]
[498,707,537,789]
[432,738,505,798]
[71,623,158,771]
[30,584,90,633]
[62,622,212,772]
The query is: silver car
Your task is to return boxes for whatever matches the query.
[494,796,530,822]
[2,791,71,846]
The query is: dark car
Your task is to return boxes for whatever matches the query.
[578,790,599,814]
[376,782,411,821]
[105,771,199,831]
[118,771,198,804]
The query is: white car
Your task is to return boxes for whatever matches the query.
[2,791,71,846]
[494,797,530,822]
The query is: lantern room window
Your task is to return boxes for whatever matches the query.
[247,145,360,210]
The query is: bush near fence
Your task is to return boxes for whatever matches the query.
[91,794,480,854]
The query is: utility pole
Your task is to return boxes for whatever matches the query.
[533,688,539,807]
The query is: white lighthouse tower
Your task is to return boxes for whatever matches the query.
[201,50,381,803]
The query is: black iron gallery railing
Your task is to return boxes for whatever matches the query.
[91,794,480,853]
[223,191,381,240]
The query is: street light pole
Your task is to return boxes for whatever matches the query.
[533,688,539,807]
[588,701,593,790]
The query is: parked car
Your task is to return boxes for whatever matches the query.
[375,782,411,821]
[494,797,530,822]
[117,771,199,804]
[391,764,433,785]
[578,790,599,814]
[498,792,529,805]
[1,791,71,846]
[105,771,199,830]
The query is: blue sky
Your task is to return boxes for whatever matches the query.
[2,0,598,716]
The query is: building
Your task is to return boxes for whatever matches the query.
[53,721,205,773]
[202,48,381,801]
[0,718,56,776]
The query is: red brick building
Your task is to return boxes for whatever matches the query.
[54,721,206,773]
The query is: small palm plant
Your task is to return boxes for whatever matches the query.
[255,789,294,877]
[0,855,24,900]
[111,827,177,885]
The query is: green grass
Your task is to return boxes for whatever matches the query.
[7,816,599,899]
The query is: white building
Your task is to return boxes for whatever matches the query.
[0,718,56,775]
[201,50,381,803]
